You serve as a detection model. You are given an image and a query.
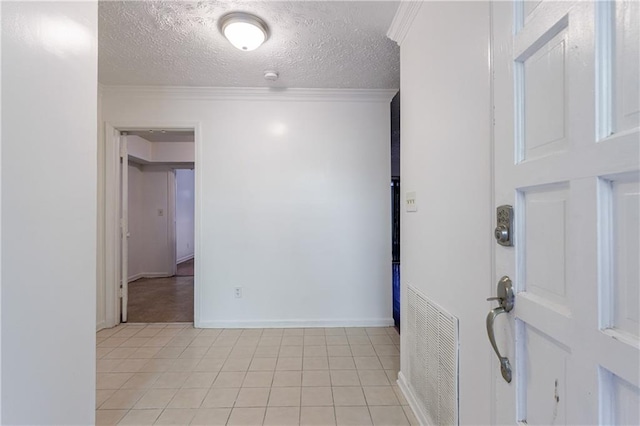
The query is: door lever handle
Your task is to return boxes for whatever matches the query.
[486,306,512,383]
[486,276,514,383]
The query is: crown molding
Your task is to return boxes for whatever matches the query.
[387,1,423,46]
[100,85,398,103]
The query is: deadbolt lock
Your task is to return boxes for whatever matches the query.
[494,205,514,246]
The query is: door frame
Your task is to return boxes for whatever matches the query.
[100,121,201,328]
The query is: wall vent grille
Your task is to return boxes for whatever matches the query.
[405,285,459,425]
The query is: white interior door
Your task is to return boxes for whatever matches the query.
[492,1,639,424]
[119,133,129,323]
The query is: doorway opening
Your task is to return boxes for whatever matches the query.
[391,92,401,330]
[119,129,196,323]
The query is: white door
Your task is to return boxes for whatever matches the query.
[119,133,129,322]
[492,0,639,424]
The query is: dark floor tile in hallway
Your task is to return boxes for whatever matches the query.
[176,258,194,276]
[127,276,193,323]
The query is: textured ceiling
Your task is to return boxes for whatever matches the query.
[128,130,195,142]
[98,1,400,89]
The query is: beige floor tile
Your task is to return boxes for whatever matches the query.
[167,388,208,408]
[101,389,146,409]
[97,389,117,408]
[155,347,185,359]
[301,387,333,407]
[300,406,336,426]
[154,408,197,425]
[280,346,304,357]
[143,336,173,347]
[304,329,325,336]
[332,387,366,406]
[183,372,217,388]
[346,336,370,345]
[130,347,162,359]
[326,336,349,346]
[273,371,302,387]
[168,358,201,372]
[334,407,372,426]
[222,357,252,372]
[121,373,161,390]
[304,357,329,370]
[363,387,399,406]
[99,337,129,348]
[121,337,152,348]
[95,409,127,425]
[264,406,300,426]
[357,370,390,386]
[324,328,346,336]
[327,346,352,357]
[204,346,232,359]
[329,370,360,387]
[97,347,115,359]
[139,359,173,373]
[302,371,331,387]
[201,388,239,408]
[368,335,393,345]
[262,329,285,337]
[235,387,271,407]
[180,347,209,359]
[226,407,266,426]
[195,358,225,372]
[230,346,256,358]
[384,370,398,384]
[117,408,162,425]
[277,357,303,371]
[134,388,178,409]
[365,328,388,336]
[259,336,282,346]
[152,372,190,389]
[104,347,137,359]
[212,372,246,388]
[190,336,217,347]
[349,345,376,357]
[283,329,304,337]
[354,357,382,370]
[112,359,149,373]
[329,357,356,370]
[373,345,399,357]
[402,406,419,426]
[97,360,125,373]
[304,346,327,357]
[97,328,119,338]
[249,357,277,371]
[392,385,408,406]
[268,387,301,407]
[378,357,399,371]
[304,336,326,346]
[190,408,231,426]
[345,328,367,336]
[254,346,280,358]
[369,406,409,426]
[281,336,304,346]
[243,371,274,387]
[96,373,133,389]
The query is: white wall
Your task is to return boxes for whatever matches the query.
[176,169,195,263]
[128,163,174,280]
[397,2,493,425]
[1,1,97,423]
[100,88,394,328]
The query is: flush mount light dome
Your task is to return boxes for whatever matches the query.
[219,12,269,52]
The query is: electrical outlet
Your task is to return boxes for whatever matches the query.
[234,287,242,298]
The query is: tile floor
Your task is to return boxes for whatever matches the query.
[96,324,418,425]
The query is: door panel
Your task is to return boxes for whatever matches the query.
[493,1,639,424]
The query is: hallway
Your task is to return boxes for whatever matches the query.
[127,276,194,323]
[96,324,413,425]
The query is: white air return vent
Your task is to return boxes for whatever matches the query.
[405,284,459,425]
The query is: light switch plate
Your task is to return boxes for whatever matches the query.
[406,191,417,212]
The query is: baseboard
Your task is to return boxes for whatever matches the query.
[196,318,395,329]
[398,371,430,426]
[177,254,194,264]
[128,272,173,282]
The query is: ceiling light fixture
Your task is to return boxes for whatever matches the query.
[219,12,269,52]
